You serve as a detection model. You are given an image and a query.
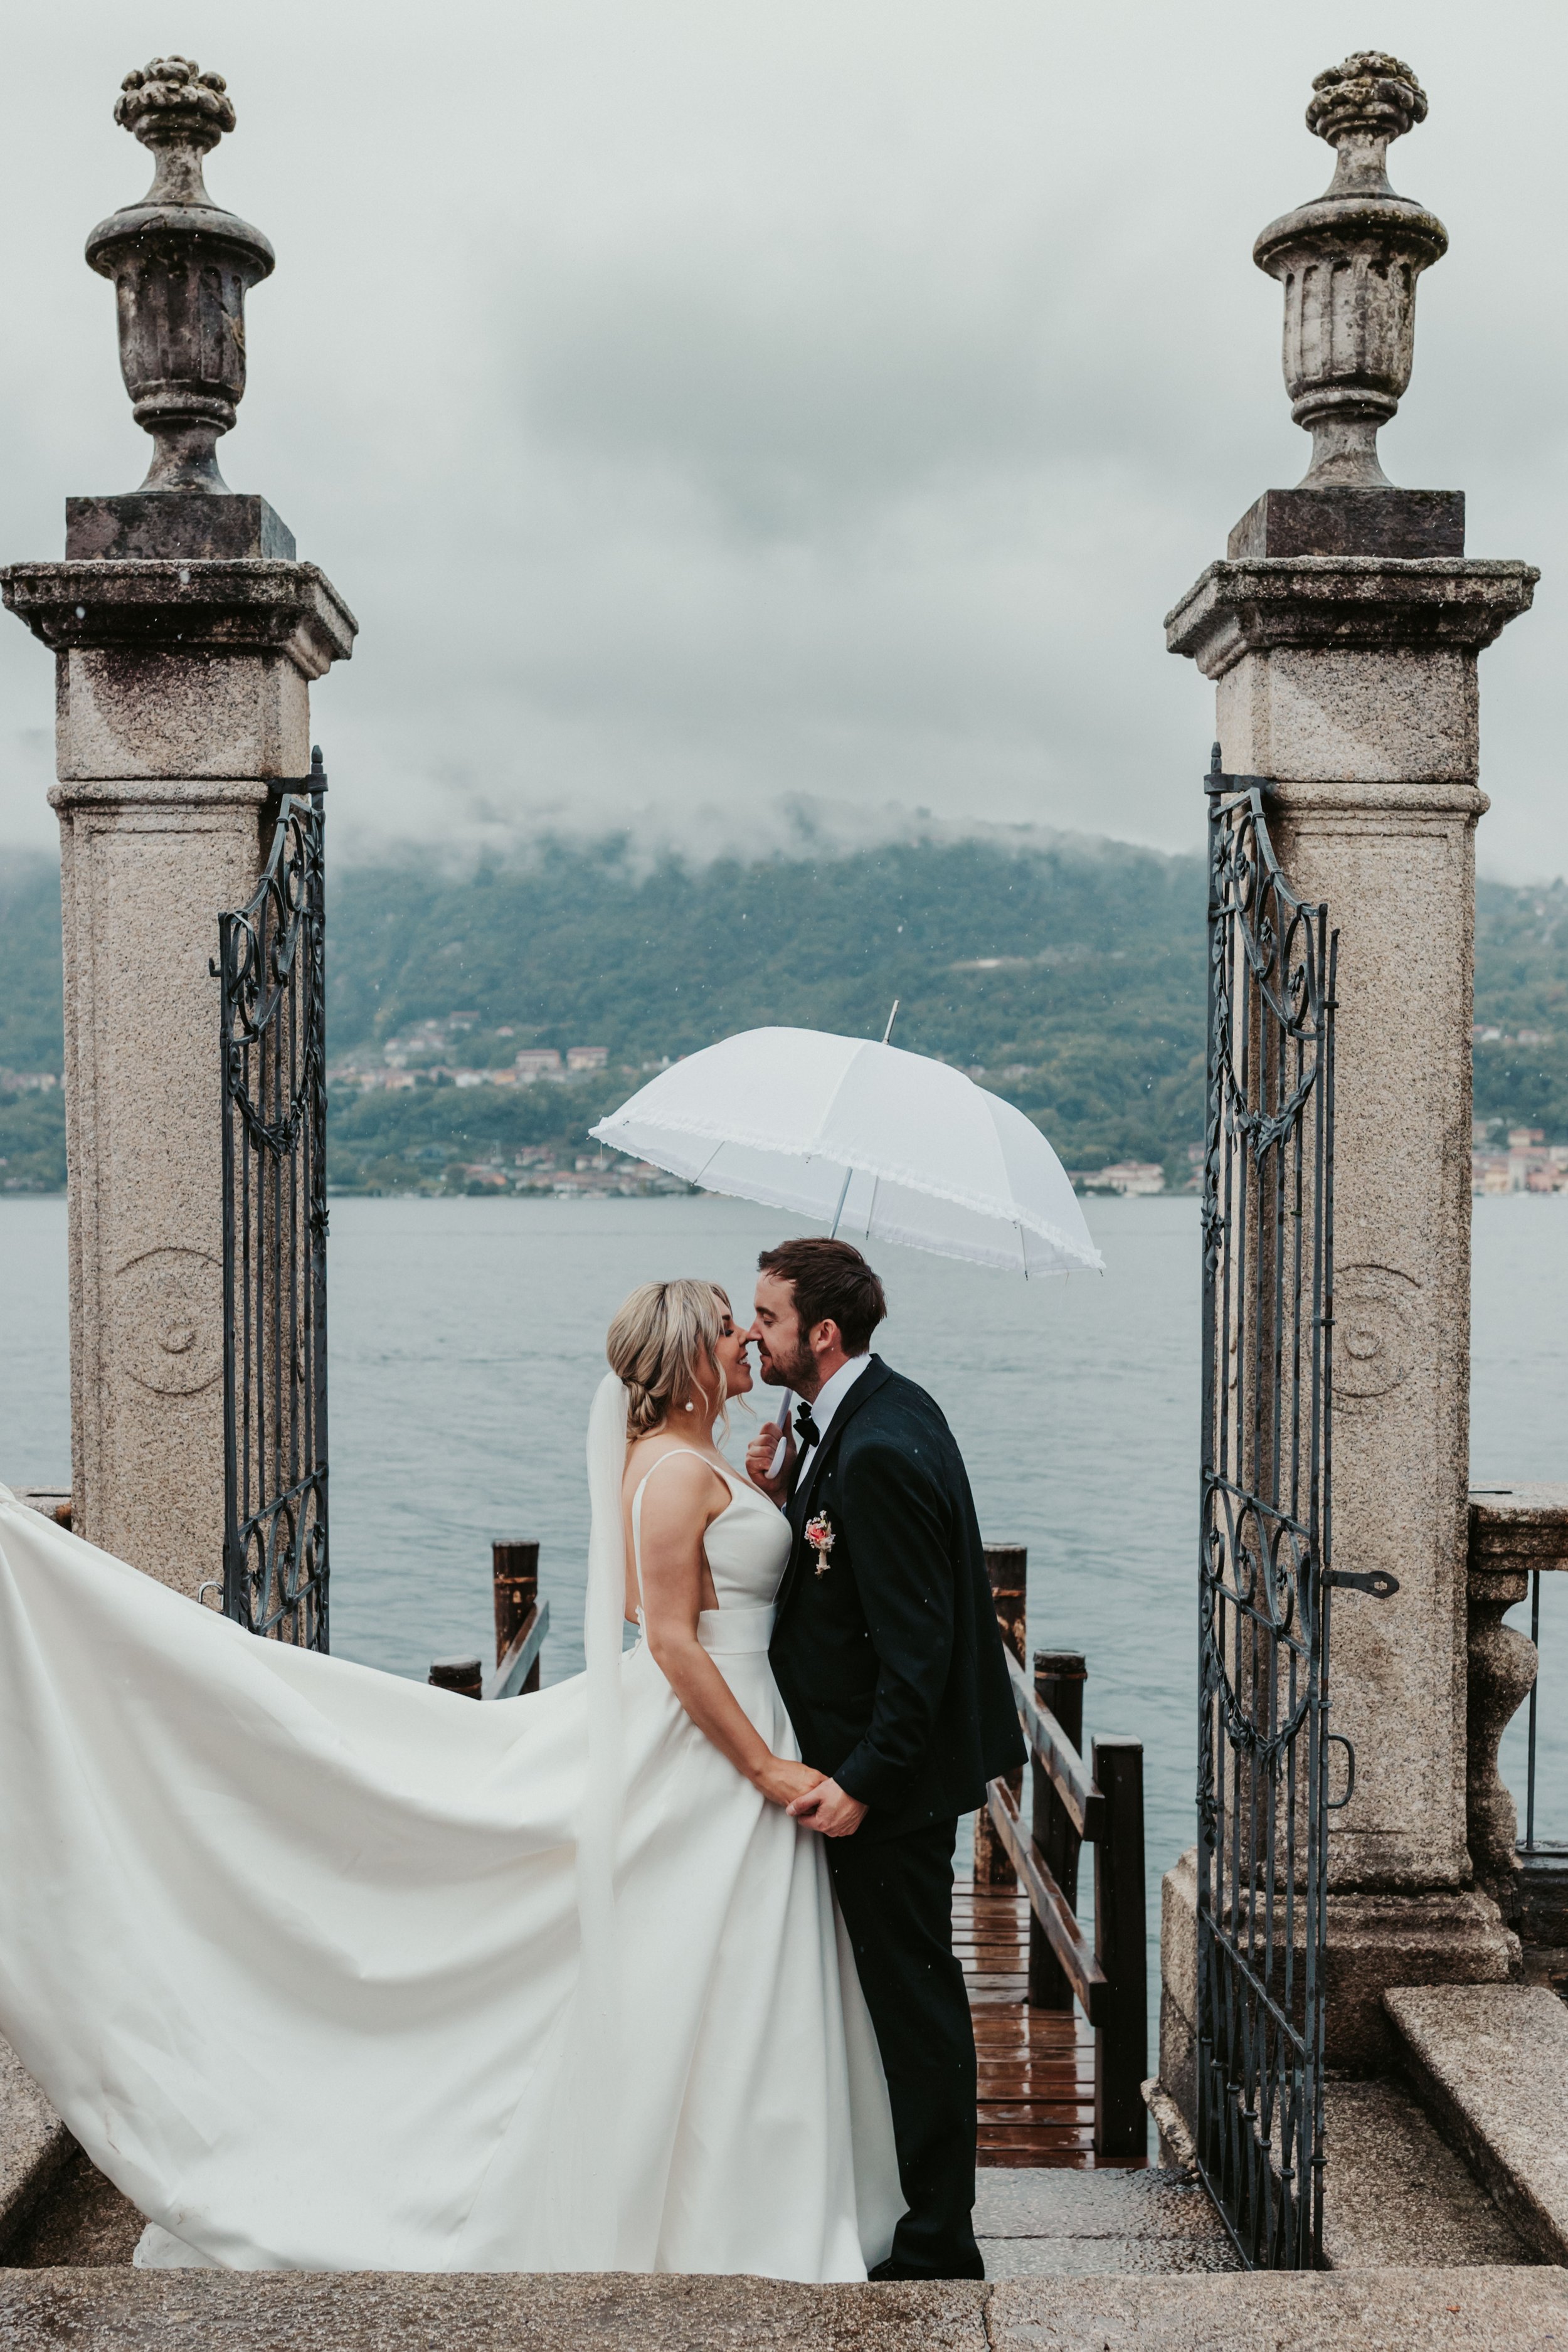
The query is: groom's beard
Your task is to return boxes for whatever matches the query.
[758,1338,815,1393]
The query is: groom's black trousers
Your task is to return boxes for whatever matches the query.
[827,1819,983,2280]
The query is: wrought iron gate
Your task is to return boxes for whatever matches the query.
[1196,748,1342,2267]
[216,750,330,1649]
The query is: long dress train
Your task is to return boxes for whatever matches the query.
[0,1425,901,2275]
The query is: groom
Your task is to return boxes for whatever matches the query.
[745,1238,1025,2282]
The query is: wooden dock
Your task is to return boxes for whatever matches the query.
[955,1882,1142,2169]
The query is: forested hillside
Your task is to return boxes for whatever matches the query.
[0,855,63,1077]
[1470,874,1568,1140]
[4,835,1568,1192]
[327,832,1210,1182]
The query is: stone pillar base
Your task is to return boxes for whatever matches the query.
[1158,1850,1520,2131]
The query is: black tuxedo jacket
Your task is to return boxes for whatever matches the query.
[768,1359,1025,1846]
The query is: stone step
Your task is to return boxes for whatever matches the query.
[1320,2079,1532,2268]
[975,2165,1237,2275]
[0,2042,72,2255]
[9,1493,70,1529]
[1387,1982,1568,2265]
[990,2270,1568,2348]
[0,2265,1563,2351]
[989,2072,1531,2275]
[4,2144,142,2268]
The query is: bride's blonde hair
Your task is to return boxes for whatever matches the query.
[607,1279,731,1440]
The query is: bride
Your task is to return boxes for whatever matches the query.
[0,1279,901,2276]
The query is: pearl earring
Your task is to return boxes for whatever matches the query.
[684,1401,696,1412]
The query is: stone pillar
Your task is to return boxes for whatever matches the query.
[1160,53,1535,2092]
[0,58,355,1597]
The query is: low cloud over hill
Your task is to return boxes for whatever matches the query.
[4,830,1568,1195]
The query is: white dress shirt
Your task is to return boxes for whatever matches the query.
[792,1353,872,1491]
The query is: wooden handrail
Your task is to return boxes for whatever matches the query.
[493,1539,544,1695]
[431,1540,551,1702]
[1004,1648,1104,1841]
[1030,1650,1086,2011]
[484,1600,551,1702]
[975,1544,1028,1890]
[985,1777,1107,2025]
[971,1554,1147,2161]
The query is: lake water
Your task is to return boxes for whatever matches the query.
[4,1191,1567,2017]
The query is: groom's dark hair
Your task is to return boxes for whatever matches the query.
[757,1238,887,1355]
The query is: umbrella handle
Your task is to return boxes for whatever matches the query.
[766,1386,792,1482]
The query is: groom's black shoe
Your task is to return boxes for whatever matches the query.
[869,2257,986,2282]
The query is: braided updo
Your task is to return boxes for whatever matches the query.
[606,1279,731,1440]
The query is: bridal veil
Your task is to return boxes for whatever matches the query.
[546,1372,631,2266]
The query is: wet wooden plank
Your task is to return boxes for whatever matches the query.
[957,1882,1142,2172]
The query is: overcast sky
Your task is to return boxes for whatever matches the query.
[0,2,1562,876]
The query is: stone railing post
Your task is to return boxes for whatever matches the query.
[1158,53,1537,2095]
[0,58,356,1598]
[1465,1562,1535,1893]
[1466,1487,1568,1890]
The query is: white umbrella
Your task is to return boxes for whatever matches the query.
[590,1024,1103,1279]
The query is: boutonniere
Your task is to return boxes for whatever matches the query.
[804,1512,836,1577]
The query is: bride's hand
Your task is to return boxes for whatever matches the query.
[745,1423,794,1503]
[757,1757,825,1809]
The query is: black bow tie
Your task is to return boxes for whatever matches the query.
[794,1403,822,1451]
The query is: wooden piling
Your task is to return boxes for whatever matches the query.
[1091,1734,1147,2159]
[492,1539,542,1695]
[973,1544,1027,1888]
[1029,1650,1087,2008]
[429,1655,483,1699]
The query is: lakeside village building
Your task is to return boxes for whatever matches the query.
[331,1033,614,1091]
[323,1023,1567,1195]
[1473,1124,1568,1195]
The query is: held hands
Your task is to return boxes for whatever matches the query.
[757,1759,869,1837]
[788,1779,868,1839]
[758,1757,826,1809]
[744,1422,796,1506]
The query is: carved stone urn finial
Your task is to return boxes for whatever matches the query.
[1305,50,1428,185]
[114,56,236,198]
[1254,53,1446,489]
[86,58,274,494]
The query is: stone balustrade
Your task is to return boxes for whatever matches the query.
[1466,1486,1568,1893]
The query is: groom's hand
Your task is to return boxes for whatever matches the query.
[788,1779,867,1838]
[745,1424,795,1503]
[759,1758,827,1809]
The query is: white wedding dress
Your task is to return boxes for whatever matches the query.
[0,1382,901,2276]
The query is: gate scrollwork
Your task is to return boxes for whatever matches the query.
[1196,747,1335,2269]
[216,750,330,1650]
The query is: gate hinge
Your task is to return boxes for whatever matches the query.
[1327,1569,1401,1599]
[264,746,328,800]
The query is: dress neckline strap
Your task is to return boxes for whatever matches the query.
[631,1449,741,1505]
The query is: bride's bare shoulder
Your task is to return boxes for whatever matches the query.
[623,1439,730,1517]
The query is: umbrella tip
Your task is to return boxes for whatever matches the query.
[881,999,900,1046]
